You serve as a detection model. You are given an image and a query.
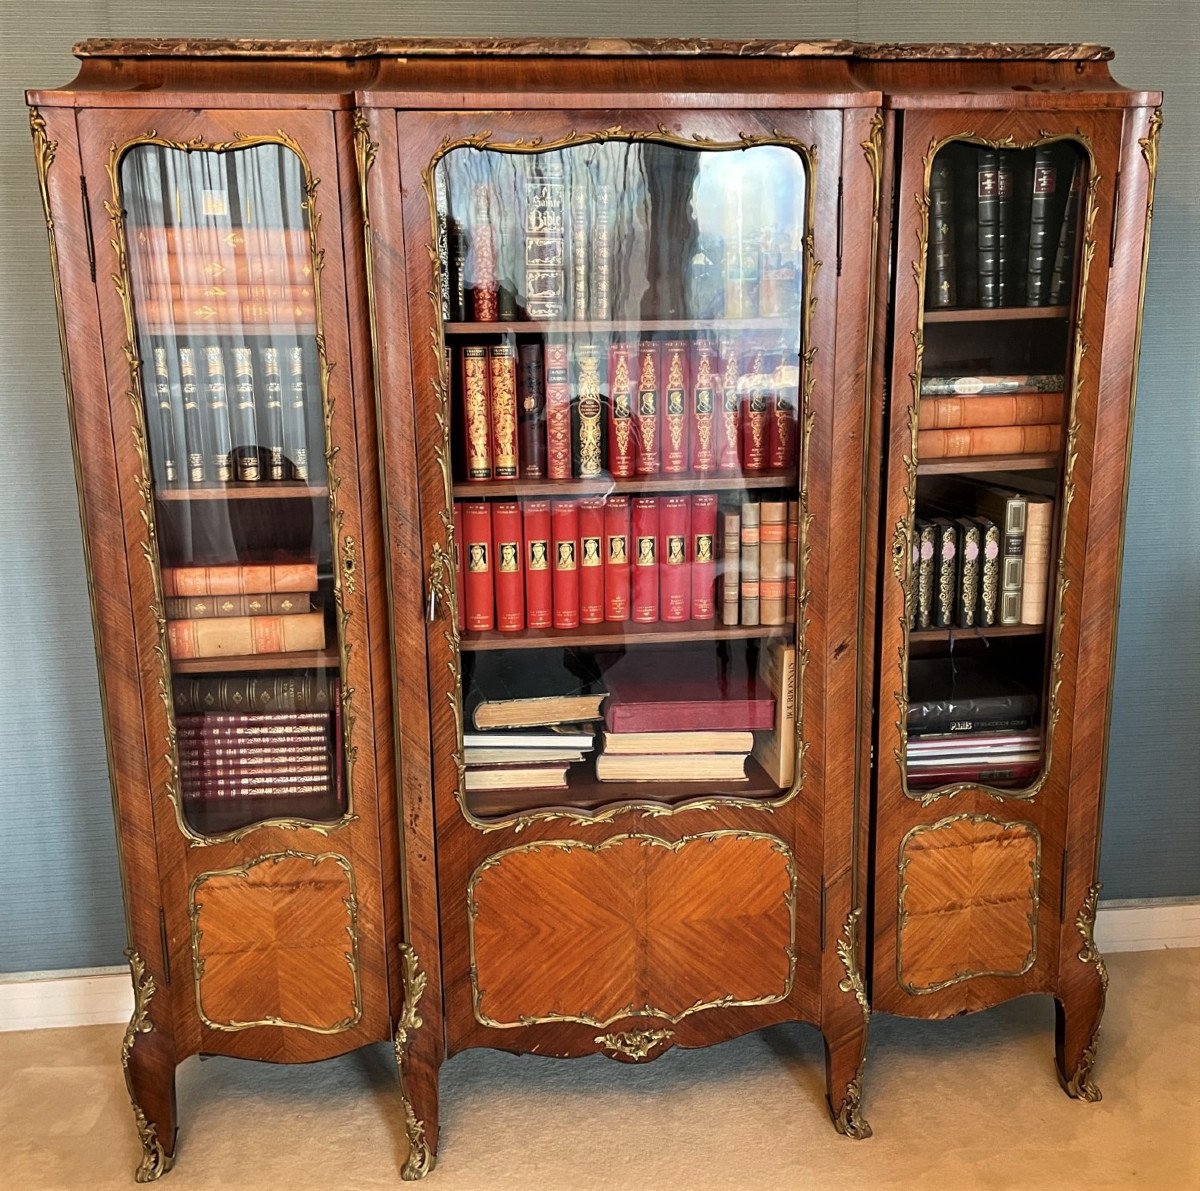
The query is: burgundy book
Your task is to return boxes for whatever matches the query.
[690,493,718,620]
[716,338,742,473]
[551,499,580,629]
[635,340,661,475]
[516,342,546,478]
[631,496,659,623]
[690,338,718,474]
[454,501,465,631]
[460,344,492,481]
[462,501,494,632]
[488,341,519,480]
[907,759,1041,788]
[658,495,691,623]
[523,499,553,629]
[660,339,690,475]
[740,345,770,472]
[607,341,636,479]
[578,497,606,625]
[469,184,498,321]
[544,339,573,480]
[767,354,798,471]
[175,711,330,730]
[492,501,525,632]
[604,495,632,622]
[602,651,776,733]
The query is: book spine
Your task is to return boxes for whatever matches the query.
[927,156,957,308]
[977,517,1001,627]
[689,338,718,474]
[573,341,605,479]
[716,339,742,473]
[203,346,234,482]
[492,501,525,632]
[453,501,465,632]
[161,562,317,598]
[496,217,519,321]
[607,341,636,478]
[931,519,958,628]
[134,226,313,255]
[434,166,451,320]
[544,339,573,480]
[178,747,331,770]
[177,347,207,484]
[488,341,519,480]
[767,353,796,471]
[469,184,498,321]
[917,424,1062,458]
[740,501,761,626]
[449,221,468,322]
[1021,498,1054,626]
[995,152,1013,306]
[915,519,935,629]
[285,347,310,481]
[181,777,334,801]
[165,593,316,619]
[720,509,741,626]
[999,496,1028,627]
[786,499,799,624]
[462,501,494,631]
[919,373,1064,397]
[578,497,606,625]
[166,611,325,659]
[604,495,632,622]
[570,183,589,320]
[229,347,261,481]
[1026,147,1058,307]
[460,345,492,480]
[173,674,336,715]
[661,339,690,475]
[143,282,317,303]
[956,519,982,628]
[138,298,317,325]
[551,499,580,629]
[525,162,565,320]
[1049,159,1083,305]
[259,346,286,480]
[658,495,691,623]
[523,499,553,629]
[740,347,769,472]
[516,342,546,479]
[151,347,180,485]
[591,182,613,319]
[632,496,659,623]
[758,500,788,626]
[918,392,1065,430]
[635,340,661,475]
[977,149,1001,308]
[690,494,718,621]
[175,710,331,731]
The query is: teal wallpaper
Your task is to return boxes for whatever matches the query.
[1,0,1194,973]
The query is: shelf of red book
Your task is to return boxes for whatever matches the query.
[460,622,789,652]
[917,452,1059,477]
[156,483,329,502]
[909,624,1045,644]
[443,318,796,336]
[452,471,795,499]
[171,646,340,674]
[922,306,1070,324]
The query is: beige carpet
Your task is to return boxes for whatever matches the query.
[2,949,1197,1191]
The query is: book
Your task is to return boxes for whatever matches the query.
[661,339,690,474]
[907,729,1042,756]
[454,501,465,631]
[165,593,316,619]
[578,497,606,625]
[525,161,565,320]
[228,347,261,482]
[906,658,1038,734]
[150,347,180,485]
[516,342,546,478]
[173,673,337,714]
[177,347,207,484]
[786,499,799,624]
[740,500,761,626]
[977,149,1012,307]
[590,179,613,318]
[601,729,753,755]
[918,424,1062,459]
[162,561,317,597]
[740,346,770,472]
[768,356,798,471]
[463,729,596,750]
[544,339,573,480]
[488,342,519,480]
[689,338,718,474]
[752,642,797,787]
[716,339,742,473]
[434,167,451,319]
[635,340,661,475]
[551,499,580,629]
[631,496,659,623]
[572,342,605,479]
[259,346,286,481]
[956,518,982,628]
[570,181,589,320]
[918,392,1064,430]
[927,155,957,308]
[977,517,1001,626]
[461,345,492,481]
[931,518,958,629]
[690,494,718,621]
[166,610,325,659]
[906,759,1040,788]
[465,747,586,765]
[449,220,468,321]
[607,342,636,478]
[594,752,749,783]
[523,499,553,629]
[492,501,525,633]
[465,649,605,729]
[913,519,935,629]
[603,495,632,622]
[495,215,520,321]
[719,507,741,626]
[1049,158,1083,305]
[202,346,234,482]
[469,183,498,321]
[1021,496,1054,625]
[1026,145,1059,306]
[138,251,315,291]
[658,495,691,623]
[465,766,570,792]
[758,500,788,627]
[920,373,1064,397]
[142,282,316,304]
[462,501,494,632]
[284,347,311,481]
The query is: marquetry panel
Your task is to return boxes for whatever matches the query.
[897,815,1040,995]
[190,851,361,1033]
[469,832,796,1028]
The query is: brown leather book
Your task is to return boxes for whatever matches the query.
[918,424,1062,459]
[488,341,519,479]
[918,393,1064,430]
[165,593,316,619]
[758,500,788,626]
[173,673,337,715]
[166,611,325,660]
[162,561,318,597]
[460,345,492,481]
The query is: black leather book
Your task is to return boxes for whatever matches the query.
[448,221,468,322]
[931,518,958,628]
[927,156,957,308]
[517,342,546,479]
[914,518,935,630]
[906,658,1039,734]
[1025,146,1059,306]
[1049,158,1084,305]
[955,517,982,628]
[976,149,1001,307]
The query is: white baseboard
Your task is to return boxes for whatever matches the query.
[1,901,1196,1032]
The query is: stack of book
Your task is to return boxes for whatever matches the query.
[458,335,798,483]
[163,560,326,661]
[906,658,1040,789]
[918,373,1064,460]
[718,497,800,628]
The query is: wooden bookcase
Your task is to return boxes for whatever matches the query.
[25,38,1157,1183]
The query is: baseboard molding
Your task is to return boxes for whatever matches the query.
[1,901,1196,1032]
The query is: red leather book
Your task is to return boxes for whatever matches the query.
[690,338,718,474]
[635,340,661,475]
[573,342,605,479]
[631,496,659,623]
[660,339,690,475]
[460,344,492,481]
[516,342,546,478]
[469,184,498,321]
[768,354,798,471]
[578,497,606,624]
[492,501,525,632]
[551,499,580,629]
[523,499,553,629]
[544,338,573,480]
[690,494,718,621]
[461,501,494,631]
[740,345,770,473]
[488,341,519,480]
[607,342,635,478]
[453,501,465,631]
[604,495,632,622]
[716,338,743,473]
[658,495,691,622]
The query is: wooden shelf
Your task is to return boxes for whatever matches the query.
[461,622,790,652]
[183,792,344,837]
[923,306,1069,324]
[157,483,328,502]
[452,471,795,499]
[172,647,340,674]
[909,624,1045,644]
[918,453,1059,476]
[443,318,794,336]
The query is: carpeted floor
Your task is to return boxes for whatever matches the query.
[2,949,1197,1190]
